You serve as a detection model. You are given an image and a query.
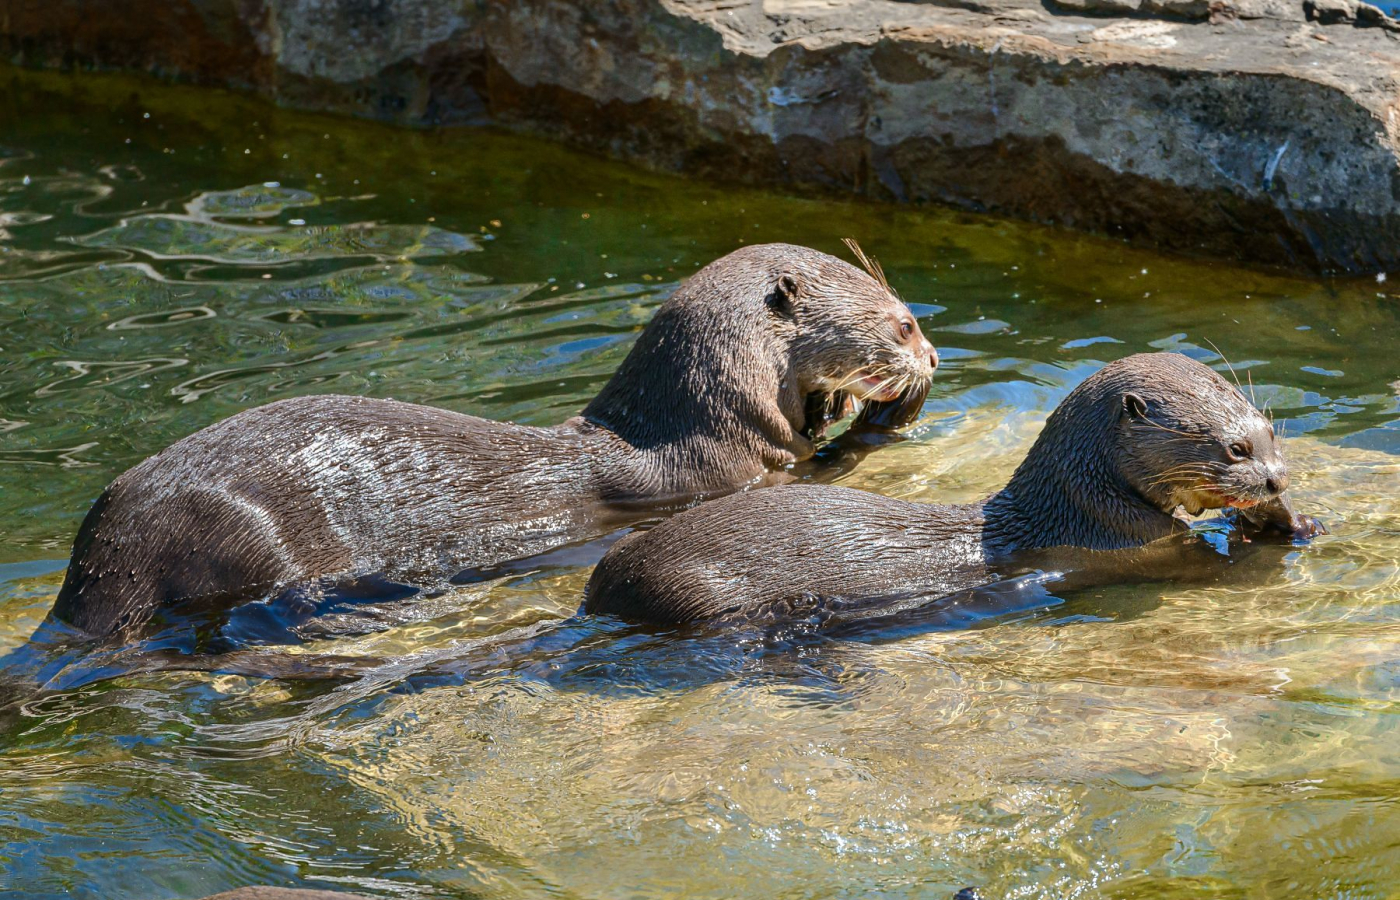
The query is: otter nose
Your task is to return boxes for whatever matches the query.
[1264,466,1289,497]
[923,339,939,371]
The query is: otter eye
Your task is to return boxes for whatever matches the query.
[1227,440,1253,461]
[898,320,914,341]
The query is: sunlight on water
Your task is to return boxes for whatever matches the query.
[0,66,1396,900]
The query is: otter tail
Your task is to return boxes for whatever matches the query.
[0,616,96,711]
[0,617,380,725]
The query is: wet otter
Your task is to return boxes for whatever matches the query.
[585,353,1325,624]
[51,243,936,641]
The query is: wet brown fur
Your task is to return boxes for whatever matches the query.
[52,243,936,639]
[585,353,1317,624]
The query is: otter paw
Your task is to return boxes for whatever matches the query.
[270,587,321,619]
[1237,494,1327,543]
[1288,513,1329,542]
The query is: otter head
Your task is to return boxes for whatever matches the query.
[1111,354,1288,516]
[580,242,936,493]
[779,240,938,435]
[990,352,1298,554]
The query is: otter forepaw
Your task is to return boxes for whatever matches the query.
[1238,493,1328,543]
[1286,513,1329,542]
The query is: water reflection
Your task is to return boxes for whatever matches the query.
[0,66,1396,900]
[74,215,477,264]
[35,358,190,396]
[108,306,217,330]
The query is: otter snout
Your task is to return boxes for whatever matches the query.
[1237,442,1290,503]
[919,336,939,372]
[1202,454,1290,511]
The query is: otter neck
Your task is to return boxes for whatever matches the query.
[980,398,1181,557]
[575,303,808,497]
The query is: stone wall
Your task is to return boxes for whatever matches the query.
[5,0,1400,272]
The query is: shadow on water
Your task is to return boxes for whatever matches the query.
[247,524,1313,732]
[0,513,1307,746]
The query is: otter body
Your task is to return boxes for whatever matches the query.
[585,353,1323,624]
[55,243,936,640]
[587,486,991,624]
[55,397,624,637]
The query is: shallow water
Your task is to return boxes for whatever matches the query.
[0,66,1397,900]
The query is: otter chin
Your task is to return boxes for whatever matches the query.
[584,352,1325,625]
[49,242,936,642]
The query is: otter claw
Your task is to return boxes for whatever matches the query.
[802,390,856,440]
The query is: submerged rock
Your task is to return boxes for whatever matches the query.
[5,0,1400,272]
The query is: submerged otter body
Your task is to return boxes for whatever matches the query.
[53,243,936,641]
[585,353,1324,624]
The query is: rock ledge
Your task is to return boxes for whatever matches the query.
[5,0,1400,272]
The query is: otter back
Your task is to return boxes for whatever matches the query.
[54,395,612,637]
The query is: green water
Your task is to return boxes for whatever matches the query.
[0,67,1397,900]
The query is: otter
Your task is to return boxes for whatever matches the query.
[584,353,1325,624]
[49,243,936,642]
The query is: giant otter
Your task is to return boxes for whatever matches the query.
[50,243,936,641]
[585,353,1325,624]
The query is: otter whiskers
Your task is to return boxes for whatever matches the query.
[1203,338,1256,406]
[829,360,902,395]
[1143,465,1224,491]
[841,238,892,294]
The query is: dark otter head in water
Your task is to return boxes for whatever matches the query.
[1112,354,1288,515]
[987,352,1292,553]
[581,243,936,486]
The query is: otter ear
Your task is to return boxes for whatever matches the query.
[766,273,799,319]
[1122,392,1148,421]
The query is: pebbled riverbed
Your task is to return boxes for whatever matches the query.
[0,67,1396,900]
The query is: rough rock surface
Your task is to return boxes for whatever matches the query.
[5,0,1400,272]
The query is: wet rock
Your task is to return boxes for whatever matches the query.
[5,0,1400,272]
[1229,0,1310,20]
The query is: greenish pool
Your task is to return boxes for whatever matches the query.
[1,66,1397,900]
